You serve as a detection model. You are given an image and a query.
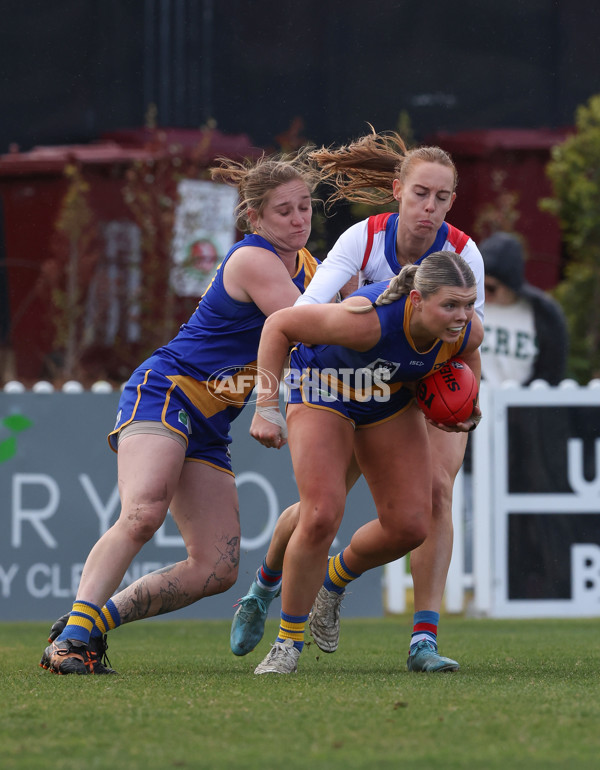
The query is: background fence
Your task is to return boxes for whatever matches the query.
[387,380,600,618]
[2,379,599,621]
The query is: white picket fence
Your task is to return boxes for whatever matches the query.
[384,378,600,617]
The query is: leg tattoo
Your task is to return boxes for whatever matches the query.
[113,535,240,623]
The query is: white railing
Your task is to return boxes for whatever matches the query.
[3,380,117,393]
[385,378,600,617]
[5,377,600,618]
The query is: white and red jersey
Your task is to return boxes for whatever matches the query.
[296,212,485,322]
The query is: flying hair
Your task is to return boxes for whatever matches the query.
[310,124,457,208]
[210,146,323,232]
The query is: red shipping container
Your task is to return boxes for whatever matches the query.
[0,129,257,382]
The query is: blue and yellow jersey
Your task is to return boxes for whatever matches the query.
[289,280,471,408]
[109,233,319,466]
[142,233,318,415]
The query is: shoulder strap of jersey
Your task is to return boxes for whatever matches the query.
[361,213,393,270]
[445,223,470,254]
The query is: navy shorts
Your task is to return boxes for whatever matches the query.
[286,350,414,428]
[107,368,234,475]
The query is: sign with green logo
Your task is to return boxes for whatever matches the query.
[0,392,382,620]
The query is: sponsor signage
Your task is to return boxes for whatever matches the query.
[492,387,600,617]
[0,392,382,620]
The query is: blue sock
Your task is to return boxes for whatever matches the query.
[410,610,440,651]
[255,558,282,593]
[92,598,121,637]
[56,600,102,646]
[276,611,308,652]
[323,550,361,595]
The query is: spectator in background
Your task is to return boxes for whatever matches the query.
[479,231,568,386]
[462,232,568,575]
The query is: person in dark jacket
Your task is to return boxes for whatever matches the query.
[479,231,568,385]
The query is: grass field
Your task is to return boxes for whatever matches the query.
[2,615,600,770]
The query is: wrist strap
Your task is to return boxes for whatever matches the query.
[256,405,288,439]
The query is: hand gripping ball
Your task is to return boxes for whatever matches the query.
[416,358,478,426]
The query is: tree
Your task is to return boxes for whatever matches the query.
[541,94,600,383]
[46,163,100,382]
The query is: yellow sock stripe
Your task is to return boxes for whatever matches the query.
[333,554,355,582]
[70,602,102,634]
[328,555,354,587]
[67,614,95,632]
[71,602,101,622]
[99,606,117,631]
[95,614,108,634]
[327,557,341,585]
[280,619,305,633]
[279,619,306,643]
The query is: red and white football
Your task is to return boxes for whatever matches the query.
[416,359,478,426]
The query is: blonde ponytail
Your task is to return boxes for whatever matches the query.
[345,252,475,314]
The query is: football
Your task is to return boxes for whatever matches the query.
[416,358,478,426]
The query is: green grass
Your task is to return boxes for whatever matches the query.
[2,616,600,770]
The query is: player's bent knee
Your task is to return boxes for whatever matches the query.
[207,565,239,596]
[408,523,428,551]
[307,527,338,550]
[117,508,166,545]
[187,536,240,597]
[297,516,340,550]
[385,515,428,555]
[183,561,239,601]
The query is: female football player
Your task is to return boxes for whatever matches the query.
[250,251,482,674]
